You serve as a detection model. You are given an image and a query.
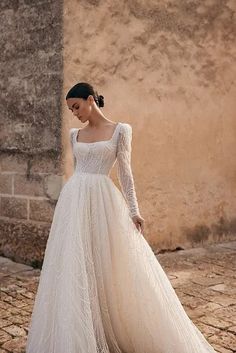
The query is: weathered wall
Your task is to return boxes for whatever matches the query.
[0,0,63,265]
[1,0,235,266]
[63,0,236,251]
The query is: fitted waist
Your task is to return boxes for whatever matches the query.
[73,170,110,176]
[73,162,114,176]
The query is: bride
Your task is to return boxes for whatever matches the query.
[26,82,217,353]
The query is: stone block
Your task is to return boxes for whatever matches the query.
[0,329,12,344]
[213,305,236,324]
[212,296,236,308]
[2,324,26,337]
[14,173,45,197]
[0,219,49,265]
[1,335,27,352]
[212,344,234,353]
[0,154,27,173]
[30,155,61,174]
[29,199,55,222]
[0,319,11,329]
[0,174,12,194]
[199,315,232,330]
[0,197,27,220]
[195,321,220,337]
[209,283,226,293]
[208,331,236,351]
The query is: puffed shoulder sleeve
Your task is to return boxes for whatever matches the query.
[116,123,140,218]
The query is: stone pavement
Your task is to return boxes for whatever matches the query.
[0,241,235,353]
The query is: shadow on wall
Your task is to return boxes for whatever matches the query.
[182,216,236,245]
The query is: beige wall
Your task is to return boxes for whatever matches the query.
[63,0,236,251]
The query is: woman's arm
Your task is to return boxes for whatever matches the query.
[116,123,141,218]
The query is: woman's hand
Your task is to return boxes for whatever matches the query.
[132,214,145,234]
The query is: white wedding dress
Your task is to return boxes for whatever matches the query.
[26,122,216,353]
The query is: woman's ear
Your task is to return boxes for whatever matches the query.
[87,95,95,104]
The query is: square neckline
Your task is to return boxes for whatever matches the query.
[75,122,121,145]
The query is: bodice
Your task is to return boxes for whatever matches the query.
[70,123,120,176]
[69,122,141,218]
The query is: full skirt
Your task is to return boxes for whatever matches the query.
[26,172,216,353]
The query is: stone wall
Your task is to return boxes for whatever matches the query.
[1,0,236,266]
[0,0,63,266]
[64,0,236,251]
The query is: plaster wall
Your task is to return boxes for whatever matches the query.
[63,0,236,251]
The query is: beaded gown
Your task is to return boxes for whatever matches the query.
[26,122,217,353]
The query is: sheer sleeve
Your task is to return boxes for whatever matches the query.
[116,123,141,218]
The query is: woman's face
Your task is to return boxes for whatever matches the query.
[67,96,95,123]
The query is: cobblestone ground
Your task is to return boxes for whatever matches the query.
[0,241,235,353]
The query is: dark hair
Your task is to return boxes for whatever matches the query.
[66,82,104,108]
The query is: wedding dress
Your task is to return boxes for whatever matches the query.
[26,122,217,353]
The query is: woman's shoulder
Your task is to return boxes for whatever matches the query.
[69,127,79,137]
[117,123,133,144]
[119,122,132,133]
[69,127,78,133]
[69,128,78,144]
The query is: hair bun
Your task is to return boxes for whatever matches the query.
[98,94,104,108]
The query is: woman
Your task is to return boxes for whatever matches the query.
[26,82,216,353]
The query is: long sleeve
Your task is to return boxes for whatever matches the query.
[116,123,140,218]
[69,128,76,168]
